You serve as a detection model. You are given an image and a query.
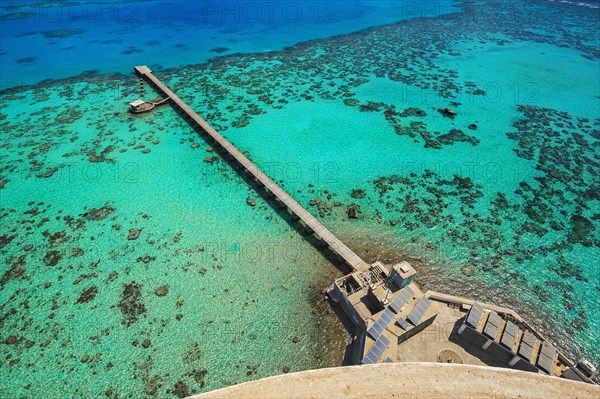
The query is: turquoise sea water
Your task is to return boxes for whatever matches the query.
[1,0,599,397]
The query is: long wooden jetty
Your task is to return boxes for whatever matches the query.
[134,66,368,271]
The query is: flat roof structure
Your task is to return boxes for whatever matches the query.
[330,261,438,365]
[129,99,145,107]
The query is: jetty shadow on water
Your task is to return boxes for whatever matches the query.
[328,299,364,365]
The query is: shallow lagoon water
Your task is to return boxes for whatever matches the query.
[1,0,599,397]
[0,86,348,396]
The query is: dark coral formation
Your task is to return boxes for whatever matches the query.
[385,107,479,149]
[154,285,169,296]
[85,205,115,221]
[43,250,62,266]
[1,255,27,288]
[75,286,98,304]
[506,106,599,250]
[128,229,142,240]
[118,282,146,326]
[0,234,17,249]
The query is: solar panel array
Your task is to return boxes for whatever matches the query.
[390,286,414,314]
[396,317,410,330]
[500,321,518,351]
[367,307,395,340]
[537,341,556,373]
[362,334,390,365]
[407,295,432,325]
[466,302,484,328]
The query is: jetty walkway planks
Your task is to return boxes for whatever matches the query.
[134,66,367,271]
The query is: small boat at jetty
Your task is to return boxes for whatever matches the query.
[128,97,170,114]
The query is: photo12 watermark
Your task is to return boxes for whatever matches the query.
[198,1,340,24]
[5,161,142,186]
[0,1,140,23]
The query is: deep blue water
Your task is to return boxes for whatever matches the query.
[0,0,460,88]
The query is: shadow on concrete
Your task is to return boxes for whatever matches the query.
[447,316,509,368]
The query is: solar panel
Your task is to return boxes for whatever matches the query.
[396,317,410,330]
[407,296,432,325]
[486,311,502,327]
[505,321,518,336]
[518,341,534,362]
[536,341,556,373]
[389,286,414,314]
[472,302,484,313]
[521,330,537,347]
[466,302,484,328]
[537,353,553,373]
[362,357,374,365]
[500,321,517,343]
[367,308,395,340]
[362,334,390,365]
[540,341,556,360]
[384,357,394,363]
[501,333,515,349]
[483,320,499,339]
[500,322,517,350]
